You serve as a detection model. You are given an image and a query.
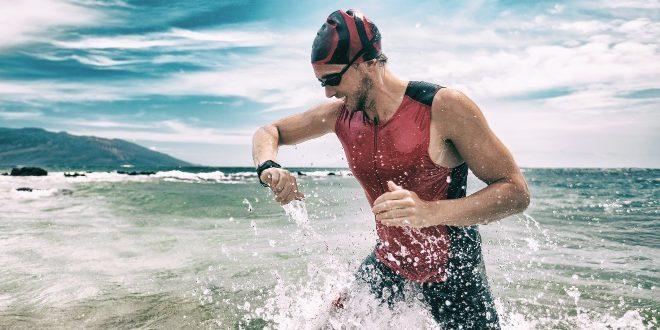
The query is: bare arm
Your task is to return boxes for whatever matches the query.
[427,88,531,226]
[251,100,342,204]
[372,88,531,228]
[252,99,343,166]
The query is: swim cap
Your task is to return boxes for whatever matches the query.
[311,9,382,65]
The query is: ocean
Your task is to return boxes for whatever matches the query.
[0,167,657,329]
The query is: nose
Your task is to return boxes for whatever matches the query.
[324,86,336,98]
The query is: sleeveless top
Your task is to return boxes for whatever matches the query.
[334,81,484,282]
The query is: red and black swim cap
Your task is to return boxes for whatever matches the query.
[311,9,382,65]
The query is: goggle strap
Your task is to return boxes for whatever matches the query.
[353,15,379,61]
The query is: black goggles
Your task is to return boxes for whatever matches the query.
[317,47,367,87]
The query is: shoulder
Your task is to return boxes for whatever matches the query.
[312,99,345,133]
[405,81,443,106]
[431,87,469,115]
[431,87,488,138]
[306,98,345,121]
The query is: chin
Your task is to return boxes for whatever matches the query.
[341,96,355,108]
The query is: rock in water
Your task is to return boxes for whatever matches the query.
[10,167,48,176]
[117,171,155,176]
[16,187,33,192]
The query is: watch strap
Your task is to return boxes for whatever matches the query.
[256,160,281,187]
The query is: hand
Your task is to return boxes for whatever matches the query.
[372,181,433,228]
[260,167,304,205]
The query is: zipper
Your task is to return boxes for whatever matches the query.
[373,115,383,193]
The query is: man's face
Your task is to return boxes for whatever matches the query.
[313,63,371,112]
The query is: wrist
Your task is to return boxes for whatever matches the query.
[256,160,281,187]
[423,199,449,227]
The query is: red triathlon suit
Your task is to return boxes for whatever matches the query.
[334,81,484,283]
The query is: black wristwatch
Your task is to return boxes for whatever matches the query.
[256,160,282,187]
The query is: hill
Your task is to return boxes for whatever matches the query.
[0,127,192,167]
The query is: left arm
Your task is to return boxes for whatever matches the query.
[373,88,531,227]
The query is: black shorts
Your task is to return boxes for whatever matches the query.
[354,248,501,329]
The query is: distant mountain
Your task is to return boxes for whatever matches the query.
[0,127,192,167]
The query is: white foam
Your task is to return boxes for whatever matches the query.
[0,170,354,191]
[281,200,309,227]
[301,170,352,178]
[154,170,239,182]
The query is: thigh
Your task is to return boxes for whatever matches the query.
[422,262,501,329]
[354,251,407,307]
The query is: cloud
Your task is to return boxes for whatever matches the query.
[0,110,43,120]
[70,119,151,129]
[548,4,565,14]
[51,27,277,50]
[70,0,131,8]
[0,0,102,50]
[29,51,140,68]
[70,120,255,145]
[586,0,660,9]
[140,29,325,113]
[0,80,129,102]
[382,12,660,104]
[3,3,658,111]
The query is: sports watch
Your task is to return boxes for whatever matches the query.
[256,160,281,187]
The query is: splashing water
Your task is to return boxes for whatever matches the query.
[281,199,309,227]
[222,192,656,329]
[240,198,444,329]
[242,198,253,212]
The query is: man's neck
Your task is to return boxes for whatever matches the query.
[363,69,408,122]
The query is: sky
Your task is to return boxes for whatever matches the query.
[0,0,658,168]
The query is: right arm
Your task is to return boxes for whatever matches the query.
[252,99,343,204]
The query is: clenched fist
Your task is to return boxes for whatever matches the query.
[260,167,304,205]
[372,181,436,228]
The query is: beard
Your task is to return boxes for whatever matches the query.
[348,76,374,114]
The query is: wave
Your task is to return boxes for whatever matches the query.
[0,170,354,199]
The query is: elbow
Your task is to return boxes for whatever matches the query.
[515,184,531,213]
[254,124,281,143]
[501,176,530,214]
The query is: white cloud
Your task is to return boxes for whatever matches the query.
[2,3,658,113]
[0,0,102,49]
[144,30,326,113]
[382,12,660,103]
[70,120,255,145]
[0,110,43,120]
[51,27,277,50]
[70,119,151,129]
[555,20,612,34]
[29,51,139,67]
[587,0,660,9]
[548,4,565,14]
[70,0,131,7]
[0,80,129,102]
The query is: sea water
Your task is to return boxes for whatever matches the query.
[0,167,657,329]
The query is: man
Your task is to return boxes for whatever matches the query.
[252,9,530,329]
